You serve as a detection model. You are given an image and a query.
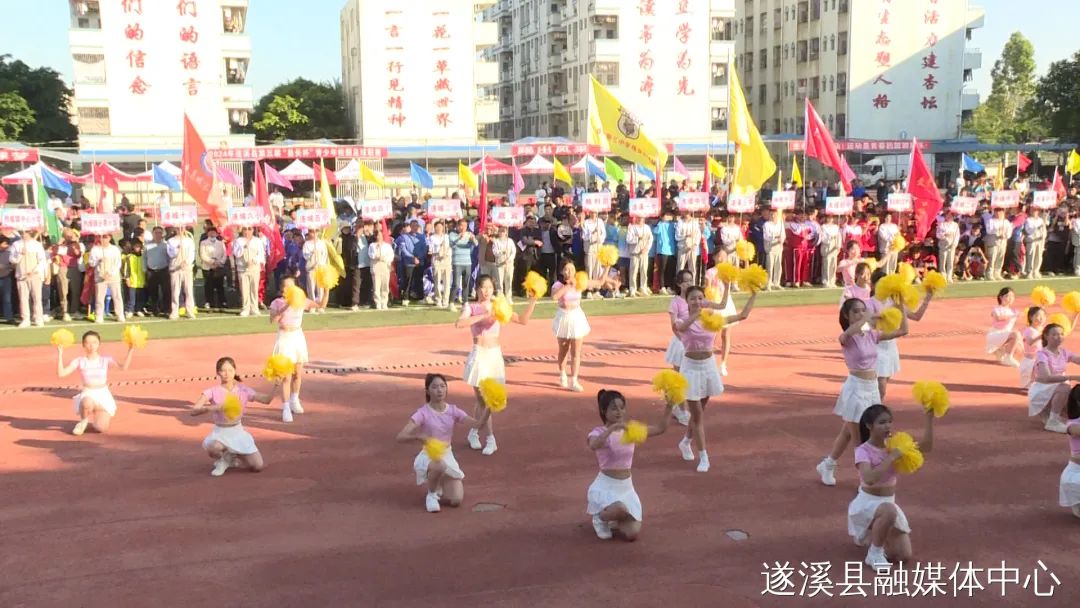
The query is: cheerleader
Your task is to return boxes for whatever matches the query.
[663,269,695,426]
[552,260,618,392]
[986,287,1021,367]
[703,258,741,376]
[586,389,674,541]
[674,286,757,472]
[57,330,135,436]
[1059,386,1080,518]
[269,277,317,423]
[1028,323,1080,433]
[849,404,935,570]
[395,373,492,513]
[189,357,279,476]
[868,270,933,400]
[455,274,538,455]
[840,262,872,304]
[816,298,908,486]
[1019,306,1047,389]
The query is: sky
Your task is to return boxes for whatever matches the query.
[0,0,1073,103]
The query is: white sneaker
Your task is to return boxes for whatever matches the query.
[210,457,230,477]
[290,397,304,414]
[571,379,584,392]
[62,314,72,322]
[559,370,568,388]
[450,304,459,312]
[482,436,498,456]
[72,419,89,436]
[696,452,711,473]
[467,428,482,450]
[817,458,837,486]
[350,305,360,312]
[282,404,293,423]
[425,492,441,513]
[720,362,729,377]
[17,321,30,328]
[1045,416,1068,433]
[865,546,891,571]
[1002,355,1020,368]
[673,406,690,426]
[33,320,44,327]
[169,314,179,320]
[239,311,250,317]
[591,515,613,539]
[424,296,435,305]
[678,437,694,461]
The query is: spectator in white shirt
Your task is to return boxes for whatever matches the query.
[302,230,330,312]
[232,226,265,317]
[9,230,47,327]
[985,208,1012,281]
[199,226,228,310]
[675,210,702,283]
[491,225,517,303]
[818,214,841,287]
[581,211,606,287]
[936,210,960,282]
[428,220,453,308]
[876,213,901,274]
[368,222,395,310]
[89,234,125,324]
[625,215,654,297]
[166,227,197,319]
[1022,205,1048,279]
[763,210,786,290]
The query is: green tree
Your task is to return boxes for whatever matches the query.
[0,54,77,143]
[252,78,350,141]
[0,91,35,139]
[1034,51,1080,145]
[967,32,1046,149]
[252,94,310,141]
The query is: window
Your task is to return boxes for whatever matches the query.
[773,119,781,133]
[773,44,781,66]
[745,51,754,72]
[810,76,819,97]
[222,6,247,34]
[229,109,250,128]
[710,17,731,41]
[225,58,248,84]
[810,0,821,20]
[837,72,847,94]
[759,84,766,105]
[809,38,819,61]
[798,1,808,23]
[760,49,767,69]
[760,12,767,33]
[839,0,849,13]
[711,62,728,86]
[77,107,110,135]
[774,8,781,28]
[838,31,848,55]
[73,53,106,84]
[745,16,753,38]
[773,83,781,100]
[595,61,618,86]
[711,107,728,131]
[797,40,808,62]
[836,113,846,136]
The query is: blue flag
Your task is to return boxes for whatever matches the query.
[635,164,656,181]
[585,157,607,182]
[409,161,434,189]
[152,163,183,192]
[40,164,72,195]
[961,154,985,174]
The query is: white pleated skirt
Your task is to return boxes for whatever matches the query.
[414,447,464,486]
[73,386,117,416]
[834,375,881,423]
[553,307,591,340]
[1018,356,1036,389]
[273,329,309,364]
[202,423,258,455]
[586,472,643,521]
[985,326,1014,353]
[1060,462,1080,507]
[681,355,724,401]
[463,344,506,387]
[875,339,900,378]
[1028,381,1062,417]
[663,335,685,367]
[848,489,911,546]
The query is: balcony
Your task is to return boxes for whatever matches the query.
[589,38,619,59]
[964,48,982,70]
[68,27,103,51]
[475,60,498,85]
[70,0,101,30]
[588,0,622,13]
[222,85,254,107]
[547,11,563,31]
[961,89,980,111]
[474,21,498,47]
[474,0,496,8]
[524,99,539,114]
[476,96,499,124]
[967,5,985,28]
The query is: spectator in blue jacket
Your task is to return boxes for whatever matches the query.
[652,210,676,293]
[395,220,422,304]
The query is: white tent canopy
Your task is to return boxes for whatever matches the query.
[571,154,604,175]
[335,159,360,180]
[519,154,554,175]
[278,159,314,181]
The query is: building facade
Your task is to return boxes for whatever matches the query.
[481,0,736,146]
[734,0,984,140]
[340,0,500,146]
[67,0,255,153]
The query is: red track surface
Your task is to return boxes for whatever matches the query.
[1,299,1077,607]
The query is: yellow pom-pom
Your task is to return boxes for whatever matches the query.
[621,420,648,445]
[50,329,75,348]
[874,274,903,303]
[315,264,340,290]
[897,262,916,285]
[735,240,756,262]
[598,244,619,268]
[876,307,902,333]
[703,286,721,303]
[424,438,449,461]
[651,369,688,405]
[885,431,925,474]
[899,283,921,311]
[699,309,726,332]
[737,263,768,293]
[862,257,879,271]
[262,353,296,382]
[491,294,512,325]
[922,270,946,295]
[575,270,589,291]
[1063,291,1080,316]
[522,270,548,298]
[911,380,950,417]
[716,262,739,284]
[285,285,307,310]
[122,325,149,349]
[1031,286,1055,307]
[478,377,508,412]
[1047,312,1073,336]
[890,234,907,253]
[221,393,243,422]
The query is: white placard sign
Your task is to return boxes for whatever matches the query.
[825,196,854,215]
[295,208,332,230]
[581,192,613,212]
[728,194,756,213]
[628,198,660,218]
[677,191,710,212]
[227,207,262,228]
[161,205,197,227]
[361,199,393,221]
[1032,191,1058,210]
[950,196,978,216]
[81,213,122,235]
[990,190,1021,209]
[887,193,913,212]
[490,206,525,227]
[427,199,462,219]
[770,190,796,210]
[0,208,44,230]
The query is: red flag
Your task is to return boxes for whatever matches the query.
[1017,152,1032,173]
[312,162,338,185]
[1053,167,1066,200]
[478,171,488,232]
[702,154,711,199]
[182,114,227,227]
[804,98,851,193]
[906,138,943,241]
[254,162,285,271]
[0,185,7,205]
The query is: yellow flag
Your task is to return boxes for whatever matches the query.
[1068,149,1080,175]
[728,68,776,194]
[588,75,668,169]
[318,160,337,240]
[458,161,478,192]
[791,156,803,187]
[707,156,726,179]
[553,157,573,185]
[359,162,385,187]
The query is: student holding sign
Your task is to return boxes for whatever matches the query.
[935,210,960,283]
[763,210,785,290]
[89,234,125,324]
[1023,206,1048,279]
[984,208,1012,281]
[625,215,654,297]
[876,214,901,275]
[675,210,702,283]
[167,228,197,320]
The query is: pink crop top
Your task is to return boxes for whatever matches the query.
[469,302,500,338]
[553,281,581,307]
[588,426,635,469]
[842,284,871,303]
[1035,347,1073,377]
[990,306,1016,330]
[1022,326,1042,358]
[855,442,897,488]
[202,384,256,425]
[841,328,881,371]
[410,403,467,443]
[668,295,688,326]
[270,298,304,329]
[78,356,115,387]
[1069,421,1080,456]
[680,319,717,352]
